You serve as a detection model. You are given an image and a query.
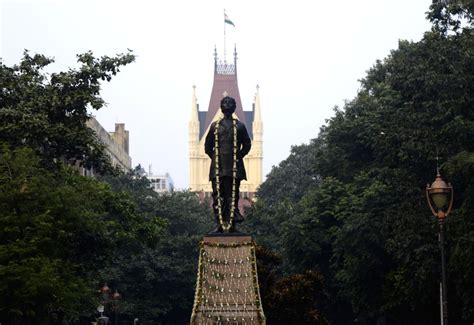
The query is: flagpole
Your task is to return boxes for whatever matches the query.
[224,9,227,64]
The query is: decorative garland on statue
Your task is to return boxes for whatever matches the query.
[214,117,238,232]
[190,241,266,325]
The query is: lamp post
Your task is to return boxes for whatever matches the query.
[426,172,453,325]
[98,283,121,325]
[111,289,122,325]
[98,283,110,325]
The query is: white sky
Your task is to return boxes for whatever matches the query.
[1,0,432,189]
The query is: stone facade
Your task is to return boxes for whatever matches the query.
[87,118,131,171]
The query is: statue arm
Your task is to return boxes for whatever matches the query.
[239,125,251,158]
[204,123,215,159]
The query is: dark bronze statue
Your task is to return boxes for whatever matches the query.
[205,96,251,233]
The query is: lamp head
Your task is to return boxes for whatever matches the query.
[426,172,453,220]
[100,283,110,294]
[112,290,121,300]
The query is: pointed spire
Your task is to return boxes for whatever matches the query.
[191,85,199,123]
[214,46,218,72]
[251,84,263,184]
[234,44,238,72]
[254,84,262,122]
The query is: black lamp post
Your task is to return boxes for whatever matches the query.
[426,172,453,325]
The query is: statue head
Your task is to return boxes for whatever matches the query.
[220,96,236,118]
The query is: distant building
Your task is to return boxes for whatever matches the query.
[146,165,174,193]
[188,47,263,211]
[83,118,131,176]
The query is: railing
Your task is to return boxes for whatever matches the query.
[216,62,236,75]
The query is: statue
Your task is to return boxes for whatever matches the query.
[205,96,251,233]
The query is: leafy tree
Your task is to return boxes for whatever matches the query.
[249,2,474,323]
[0,145,162,325]
[255,247,327,325]
[243,141,321,252]
[0,50,135,173]
[264,271,327,325]
[97,170,211,324]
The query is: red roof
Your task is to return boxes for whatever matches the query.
[202,61,247,139]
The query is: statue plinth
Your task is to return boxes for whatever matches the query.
[190,236,266,325]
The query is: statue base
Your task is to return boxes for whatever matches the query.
[190,236,266,325]
[206,231,249,237]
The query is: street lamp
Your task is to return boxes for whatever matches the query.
[98,283,121,325]
[111,289,122,325]
[97,283,110,325]
[426,172,453,325]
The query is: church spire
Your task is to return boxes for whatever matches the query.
[252,84,263,144]
[252,84,263,184]
[189,85,199,144]
[233,44,238,75]
[214,46,218,73]
[253,84,262,122]
[191,85,199,123]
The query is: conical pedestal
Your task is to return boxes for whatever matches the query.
[190,236,266,325]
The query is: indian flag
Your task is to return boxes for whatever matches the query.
[224,13,235,27]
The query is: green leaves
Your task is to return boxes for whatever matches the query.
[0,146,164,323]
[0,50,135,173]
[0,51,216,324]
[95,171,211,324]
[249,11,474,324]
[427,0,474,35]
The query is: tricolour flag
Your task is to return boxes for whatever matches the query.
[224,13,235,27]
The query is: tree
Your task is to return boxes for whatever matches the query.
[0,145,162,325]
[255,247,327,325]
[248,2,474,323]
[0,50,135,173]
[98,169,211,324]
[243,141,321,252]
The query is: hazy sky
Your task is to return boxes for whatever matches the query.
[1,0,432,188]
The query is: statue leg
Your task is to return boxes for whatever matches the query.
[233,179,243,223]
[220,176,232,225]
[210,179,223,232]
[210,177,242,232]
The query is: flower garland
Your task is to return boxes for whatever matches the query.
[190,247,205,325]
[250,245,266,324]
[214,117,238,232]
[201,240,255,248]
[190,241,266,325]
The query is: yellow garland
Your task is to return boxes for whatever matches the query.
[250,246,266,325]
[190,247,205,325]
[214,118,238,232]
[200,240,255,248]
[191,241,266,324]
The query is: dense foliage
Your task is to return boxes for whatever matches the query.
[97,170,210,324]
[0,52,212,324]
[246,2,474,324]
[0,51,135,173]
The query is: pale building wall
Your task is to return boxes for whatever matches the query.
[148,173,174,193]
[87,118,132,171]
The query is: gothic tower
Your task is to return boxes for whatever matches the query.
[188,47,263,204]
